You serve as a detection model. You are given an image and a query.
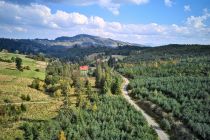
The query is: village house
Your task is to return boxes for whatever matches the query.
[80,65,89,76]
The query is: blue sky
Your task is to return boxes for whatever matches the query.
[0,0,210,45]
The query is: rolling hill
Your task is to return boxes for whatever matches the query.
[0,34,146,61]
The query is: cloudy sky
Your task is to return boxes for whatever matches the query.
[0,0,210,45]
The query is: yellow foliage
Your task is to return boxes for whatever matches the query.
[58,131,66,140]
[92,103,97,112]
[38,81,45,91]
[54,89,62,97]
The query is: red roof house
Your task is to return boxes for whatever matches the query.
[80,65,89,71]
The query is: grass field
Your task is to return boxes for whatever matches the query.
[0,52,62,140]
[0,52,46,80]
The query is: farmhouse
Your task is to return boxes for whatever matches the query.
[80,65,89,76]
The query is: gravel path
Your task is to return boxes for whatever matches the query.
[0,100,61,106]
[121,76,170,140]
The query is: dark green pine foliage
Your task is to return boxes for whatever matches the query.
[111,77,122,95]
[118,55,210,139]
[15,57,22,71]
[21,96,158,140]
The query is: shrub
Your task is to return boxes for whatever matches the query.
[20,94,27,101]
[21,94,31,101]
[20,123,33,140]
[160,118,171,131]
[20,104,27,112]
[54,89,62,97]
[26,95,31,101]
[24,66,31,70]
[31,78,45,91]
[11,57,16,62]
[35,69,40,72]
[4,98,12,103]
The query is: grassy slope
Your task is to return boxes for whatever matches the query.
[0,52,62,140]
[0,52,46,80]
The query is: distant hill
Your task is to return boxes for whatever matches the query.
[124,44,210,62]
[36,34,144,48]
[0,35,146,61]
[2,35,209,62]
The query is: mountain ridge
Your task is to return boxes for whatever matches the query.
[41,34,144,48]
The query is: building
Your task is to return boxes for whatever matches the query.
[80,65,89,76]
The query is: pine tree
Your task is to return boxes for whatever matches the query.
[85,80,92,98]
[15,57,22,71]
[112,78,122,95]
[95,64,102,88]
[103,81,111,95]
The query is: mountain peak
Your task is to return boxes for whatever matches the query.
[55,34,97,41]
[52,34,143,48]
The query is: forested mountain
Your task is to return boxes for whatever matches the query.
[52,34,141,48]
[124,44,210,62]
[0,35,146,61]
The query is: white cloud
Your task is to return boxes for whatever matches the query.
[164,0,173,7]
[98,0,120,15]
[5,0,150,15]
[127,0,149,5]
[95,0,149,15]
[107,22,122,32]
[0,1,210,45]
[184,5,191,12]
[53,11,88,27]
[172,24,189,34]
[186,9,210,28]
[89,16,106,28]
[14,27,27,32]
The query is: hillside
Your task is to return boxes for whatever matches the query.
[118,45,210,140]
[124,44,210,62]
[0,52,159,140]
[0,52,63,139]
[0,35,146,61]
[1,42,210,140]
[52,34,135,48]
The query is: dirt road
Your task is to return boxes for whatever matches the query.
[121,76,169,140]
[0,100,61,106]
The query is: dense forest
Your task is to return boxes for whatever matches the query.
[20,95,157,140]
[123,44,210,62]
[118,45,210,140]
[17,60,158,140]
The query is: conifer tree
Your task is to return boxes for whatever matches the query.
[95,64,102,88]
[15,57,22,71]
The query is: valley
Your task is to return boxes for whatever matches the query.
[1,0,210,139]
[0,36,210,140]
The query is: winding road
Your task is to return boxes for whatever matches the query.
[121,76,169,140]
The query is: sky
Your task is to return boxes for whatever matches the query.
[0,0,210,45]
